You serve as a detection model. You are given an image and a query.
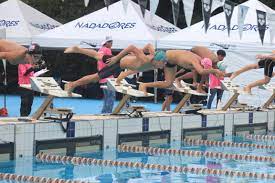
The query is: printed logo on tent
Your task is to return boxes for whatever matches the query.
[223,0,235,36]
[75,22,136,30]
[202,0,213,33]
[202,23,269,32]
[258,13,266,26]
[256,10,266,45]
[224,4,232,16]
[147,24,178,33]
[203,0,211,12]
[0,20,20,27]
[29,22,59,30]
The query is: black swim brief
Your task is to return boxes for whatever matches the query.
[166,62,176,68]
[98,61,122,79]
[258,59,275,78]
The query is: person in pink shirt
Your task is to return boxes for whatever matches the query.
[207,61,227,109]
[18,63,35,116]
[98,36,116,113]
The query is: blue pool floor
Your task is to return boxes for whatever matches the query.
[0,95,177,117]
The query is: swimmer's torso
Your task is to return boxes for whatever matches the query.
[120,55,154,71]
[166,50,201,69]
[191,46,218,63]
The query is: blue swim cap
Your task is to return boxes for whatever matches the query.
[154,51,166,61]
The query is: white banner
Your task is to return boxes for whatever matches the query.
[211,0,225,12]
[171,0,180,26]
[183,0,195,26]
[122,0,129,13]
[238,5,249,40]
[84,0,89,7]
[267,13,275,44]
[150,0,159,21]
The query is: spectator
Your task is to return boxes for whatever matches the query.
[98,36,116,113]
[18,63,35,116]
[207,61,227,109]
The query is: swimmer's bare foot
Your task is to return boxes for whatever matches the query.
[139,83,148,96]
[196,88,207,94]
[64,82,74,96]
[196,84,207,94]
[64,46,80,54]
[243,86,252,94]
[175,79,183,88]
[115,79,122,86]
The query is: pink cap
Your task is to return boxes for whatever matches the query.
[201,58,212,69]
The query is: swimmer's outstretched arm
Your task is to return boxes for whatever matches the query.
[139,66,176,94]
[192,61,223,76]
[230,63,258,80]
[64,46,103,60]
[108,45,148,65]
[116,70,138,84]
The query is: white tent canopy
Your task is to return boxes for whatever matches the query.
[33,1,179,49]
[158,0,275,51]
[0,0,61,44]
[159,0,275,107]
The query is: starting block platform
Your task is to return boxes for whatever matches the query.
[20,77,81,121]
[220,79,252,111]
[106,78,153,115]
[169,81,207,113]
[259,84,275,109]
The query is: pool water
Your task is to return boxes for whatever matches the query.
[0,137,274,183]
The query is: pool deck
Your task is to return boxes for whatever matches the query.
[0,109,274,159]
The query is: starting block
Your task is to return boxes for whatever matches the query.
[127,105,147,117]
[220,79,251,111]
[259,84,275,109]
[169,81,207,113]
[20,77,81,121]
[106,78,153,115]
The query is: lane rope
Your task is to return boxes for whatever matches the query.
[183,138,275,150]
[36,153,275,180]
[0,173,89,183]
[117,144,274,163]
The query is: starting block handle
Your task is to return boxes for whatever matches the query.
[173,93,192,113]
[222,92,239,111]
[262,92,275,109]
[112,94,131,114]
[32,95,55,121]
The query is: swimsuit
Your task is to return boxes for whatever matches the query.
[258,59,275,78]
[98,55,122,79]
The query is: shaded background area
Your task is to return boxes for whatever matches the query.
[0,0,274,102]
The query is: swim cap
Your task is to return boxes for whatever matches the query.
[28,43,42,55]
[154,51,166,62]
[200,58,212,69]
[217,61,227,71]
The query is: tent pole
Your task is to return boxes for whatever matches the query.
[154,40,158,104]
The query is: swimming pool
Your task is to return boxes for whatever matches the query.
[0,136,274,183]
